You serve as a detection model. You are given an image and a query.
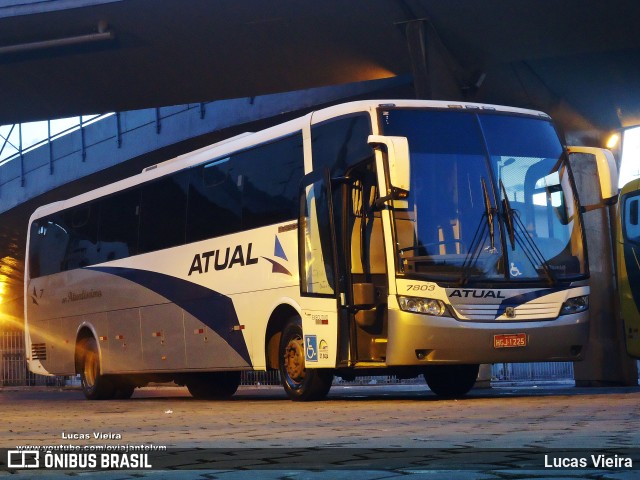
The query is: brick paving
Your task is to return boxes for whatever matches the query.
[0,383,638,478]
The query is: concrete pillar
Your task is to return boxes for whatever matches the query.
[402,19,464,102]
[570,152,638,386]
[404,20,431,100]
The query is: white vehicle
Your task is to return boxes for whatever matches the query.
[24,100,617,401]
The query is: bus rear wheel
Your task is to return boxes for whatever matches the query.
[78,337,116,400]
[423,364,479,398]
[186,372,241,399]
[278,318,333,401]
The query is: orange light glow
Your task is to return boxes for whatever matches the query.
[606,133,620,149]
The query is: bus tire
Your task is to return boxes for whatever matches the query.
[186,371,241,399]
[278,318,333,401]
[423,364,480,398]
[78,337,116,400]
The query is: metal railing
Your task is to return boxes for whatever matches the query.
[0,330,24,386]
[492,362,575,382]
[0,103,213,169]
[0,330,64,386]
[0,103,211,198]
[0,115,108,167]
[239,364,580,387]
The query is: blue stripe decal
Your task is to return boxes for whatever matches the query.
[88,266,252,366]
[495,288,560,318]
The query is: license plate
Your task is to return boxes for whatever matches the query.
[494,333,527,348]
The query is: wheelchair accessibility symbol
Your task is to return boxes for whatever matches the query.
[510,262,523,277]
[305,335,318,362]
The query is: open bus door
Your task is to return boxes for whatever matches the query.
[342,159,390,365]
[297,166,391,372]
[279,169,340,400]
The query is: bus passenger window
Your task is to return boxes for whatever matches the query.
[98,189,140,260]
[29,218,69,278]
[625,196,640,243]
[139,172,188,253]
[61,204,99,271]
[236,135,304,230]
[311,115,373,177]
[187,157,242,243]
[629,198,638,226]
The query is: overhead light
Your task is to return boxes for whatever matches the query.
[606,133,620,149]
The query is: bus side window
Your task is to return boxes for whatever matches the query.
[187,157,242,243]
[186,133,303,243]
[99,189,140,260]
[61,204,100,271]
[629,199,638,226]
[624,196,640,243]
[29,219,69,278]
[235,133,304,230]
[139,171,189,253]
[349,163,385,277]
[312,115,374,291]
[311,114,373,176]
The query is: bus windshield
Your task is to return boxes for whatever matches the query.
[381,108,586,284]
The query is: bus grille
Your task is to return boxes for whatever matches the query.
[453,302,560,321]
[31,343,47,360]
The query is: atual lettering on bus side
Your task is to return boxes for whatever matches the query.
[188,243,259,276]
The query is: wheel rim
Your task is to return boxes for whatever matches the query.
[283,334,305,385]
[83,349,98,389]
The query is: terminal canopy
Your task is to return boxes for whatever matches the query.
[0,0,638,136]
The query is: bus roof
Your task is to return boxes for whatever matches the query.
[620,178,640,196]
[28,99,550,222]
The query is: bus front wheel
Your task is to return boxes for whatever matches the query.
[278,318,333,401]
[78,337,116,400]
[423,364,480,398]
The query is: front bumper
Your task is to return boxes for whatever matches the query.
[385,309,588,365]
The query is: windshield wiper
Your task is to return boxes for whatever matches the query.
[458,178,497,286]
[484,178,497,254]
[499,180,557,286]
[499,181,515,250]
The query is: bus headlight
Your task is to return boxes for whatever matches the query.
[560,295,589,315]
[398,296,450,317]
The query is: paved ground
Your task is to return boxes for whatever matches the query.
[0,382,639,479]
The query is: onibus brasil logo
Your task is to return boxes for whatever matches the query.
[7,449,153,470]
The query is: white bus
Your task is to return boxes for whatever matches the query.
[24,100,617,401]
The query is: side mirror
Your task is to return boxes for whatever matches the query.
[367,135,411,195]
[567,146,619,205]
